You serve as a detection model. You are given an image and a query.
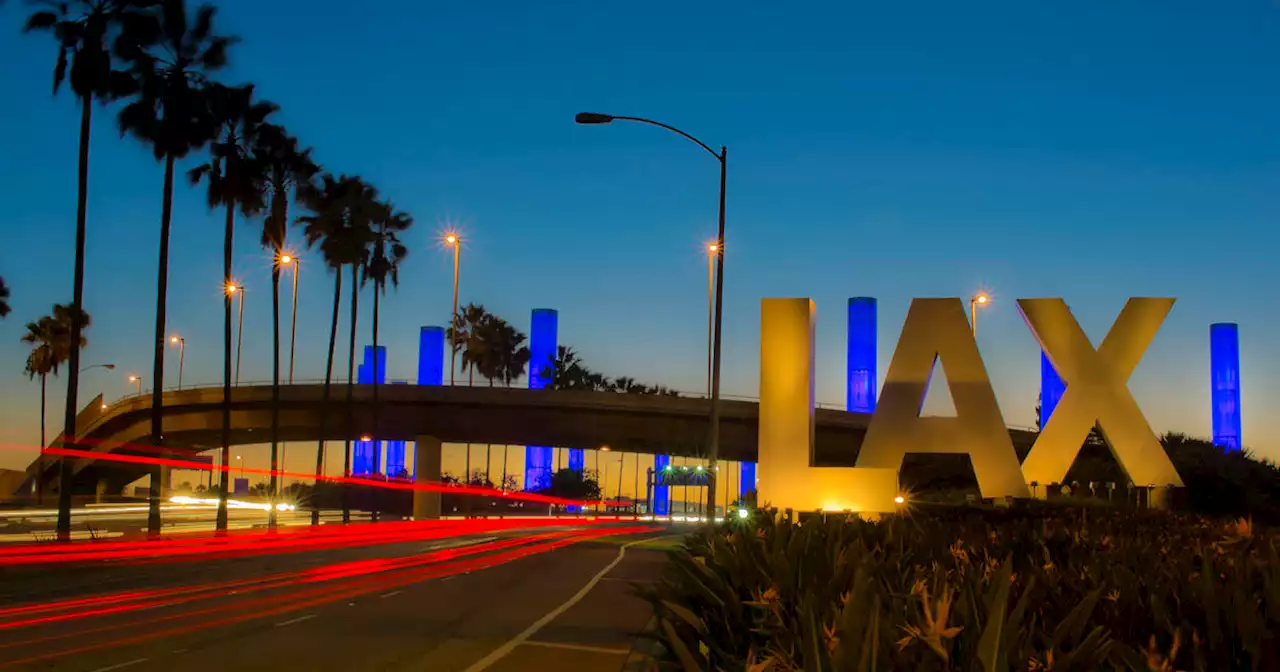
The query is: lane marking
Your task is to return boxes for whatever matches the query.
[90,659,150,672]
[462,534,672,672]
[522,640,630,655]
[274,614,317,627]
[379,590,402,598]
[441,576,456,582]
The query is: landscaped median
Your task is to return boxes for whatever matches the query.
[635,505,1278,670]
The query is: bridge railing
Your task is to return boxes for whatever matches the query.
[94,379,1039,433]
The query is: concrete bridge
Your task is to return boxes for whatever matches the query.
[22,384,1039,496]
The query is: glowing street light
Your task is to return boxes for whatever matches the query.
[170,335,186,390]
[443,232,462,385]
[127,375,143,396]
[970,292,990,336]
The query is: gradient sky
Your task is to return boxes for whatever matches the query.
[1,0,1278,486]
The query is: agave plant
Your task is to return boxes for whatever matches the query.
[638,505,1279,671]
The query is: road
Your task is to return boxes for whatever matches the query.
[0,520,677,671]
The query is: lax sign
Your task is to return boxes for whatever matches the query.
[757,297,1181,513]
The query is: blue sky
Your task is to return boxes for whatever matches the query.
[1,0,1278,479]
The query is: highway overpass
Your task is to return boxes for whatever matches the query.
[21,384,1039,496]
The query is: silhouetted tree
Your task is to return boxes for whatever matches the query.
[298,173,378,524]
[24,0,150,540]
[188,82,274,533]
[116,0,235,537]
[361,198,410,522]
[0,277,10,319]
[540,468,601,501]
[252,124,316,529]
[22,305,90,504]
[337,179,378,523]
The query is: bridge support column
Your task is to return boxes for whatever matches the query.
[413,436,442,520]
[156,466,172,498]
[95,479,110,504]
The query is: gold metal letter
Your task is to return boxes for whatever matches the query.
[858,298,1029,498]
[758,298,899,513]
[1018,298,1181,487]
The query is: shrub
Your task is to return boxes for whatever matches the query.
[638,506,1279,671]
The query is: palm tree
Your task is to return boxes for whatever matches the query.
[253,124,316,529]
[298,173,377,525]
[338,179,379,522]
[116,0,235,536]
[22,305,90,504]
[0,278,10,319]
[24,0,150,540]
[188,82,273,533]
[447,303,491,483]
[362,200,411,518]
[449,304,491,386]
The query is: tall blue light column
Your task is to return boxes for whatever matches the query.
[739,461,756,499]
[413,327,445,479]
[524,309,557,491]
[653,455,670,515]
[417,327,445,386]
[846,297,877,413]
[353,346,387,475]
[1040,352,1065,429]
[1210,323,1243,451]
[353,364,373,475]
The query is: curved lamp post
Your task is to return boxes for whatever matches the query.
[970,292,990,336]
[575,112,727,523]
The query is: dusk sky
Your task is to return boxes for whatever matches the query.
[1,0,1278,483]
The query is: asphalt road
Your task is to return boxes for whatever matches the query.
[0,521,677,672]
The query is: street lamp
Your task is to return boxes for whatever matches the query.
[80,363,115,373]
[170,335,185,390]
[227,284,246,385]
[443,233,462,385]
[127,375,143,396]
[278,254,301,384]
[705,243,718,396]
[577,112,728,523]
[278,253,301,491]
[969,293,990,336]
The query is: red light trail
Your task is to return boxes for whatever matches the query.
[2,440,616,507]
[0,524,655,668]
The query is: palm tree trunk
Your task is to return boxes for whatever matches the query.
[38,373,47,506]
[313,270,342,526]
[147,153,176,538]
[55,98,93,541]
[217,202,233,533]
[269,263,281,530]
[485,378,493,487]
[370,268,381,523]
[501,446,508,492]
[342,264,358,523]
